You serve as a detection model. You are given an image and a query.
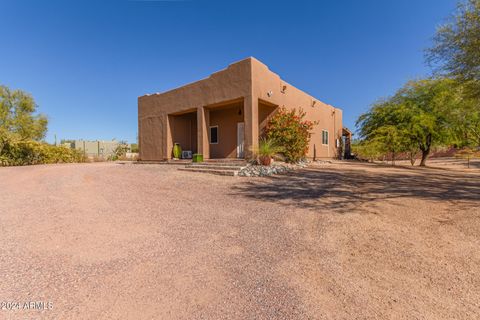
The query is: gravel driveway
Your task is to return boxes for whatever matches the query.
[0,162,479,319]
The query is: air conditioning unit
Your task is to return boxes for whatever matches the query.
[182,150,193,159]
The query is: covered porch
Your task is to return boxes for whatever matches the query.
[168,109,198,159]
[342,127,353,159]
[166,98,277,160]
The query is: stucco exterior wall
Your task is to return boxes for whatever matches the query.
[250,58,343,159]
[138,57,345,161]
[138,59,252,161]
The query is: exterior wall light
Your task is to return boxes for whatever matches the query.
[281,85,287,93]
[312,100,317,107]
[267,91,273,97]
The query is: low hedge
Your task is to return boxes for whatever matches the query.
[0,139,86,166]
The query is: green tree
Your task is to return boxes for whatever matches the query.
[357,99,414,165]
[371,125,408,165]
[400,79,478,165]
[109,140,130,161]
[427,0,480,98]
[0,85,48,141]
[357,79,460,166]
[351,139,383,162]
[445,93,480,147]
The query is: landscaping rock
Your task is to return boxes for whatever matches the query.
[313,159,332,165]
[238,161,308,177]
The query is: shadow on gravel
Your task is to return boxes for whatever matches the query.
[232,164,480,212]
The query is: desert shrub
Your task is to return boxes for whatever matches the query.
[130,143,139,153]
[257,137,284,158]
[0,137,86,166]
[252,137,285,165]
[108,141,130,161]
[264,107,316,163]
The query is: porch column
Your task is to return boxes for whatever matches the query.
[165,114,173,160]
[197,106,210,159]
[244,96,259,159]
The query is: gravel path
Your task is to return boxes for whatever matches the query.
[0,161,479,319]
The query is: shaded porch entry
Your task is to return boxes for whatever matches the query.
[168,110,197,158]
[342,127,353,159]
[258,99,278,135]
[208,100,245,159]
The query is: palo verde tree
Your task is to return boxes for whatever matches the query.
[351,139,383,163]
[370,125,409,165]
[357,0,480,167]
[426,0,480,149]
[445,91,480,147]
[357,78,462,166]
[396,79,458,166]
[356,98,413,165]
[427,0,480,99]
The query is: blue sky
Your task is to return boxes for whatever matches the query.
[1,0,456,143]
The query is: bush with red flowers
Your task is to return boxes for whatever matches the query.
[264,107,316,163]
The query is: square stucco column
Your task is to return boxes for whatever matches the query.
[165,114,173,160]
[197,106,210,159]
[244,96,259,159]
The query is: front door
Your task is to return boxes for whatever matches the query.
[237,122,245,158]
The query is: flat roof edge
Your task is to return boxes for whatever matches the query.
[139,57,257,98]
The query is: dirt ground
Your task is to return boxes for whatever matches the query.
[0,161,479,319]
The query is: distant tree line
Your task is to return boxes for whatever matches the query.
[355,0,480,166]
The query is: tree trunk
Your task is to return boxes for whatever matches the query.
[409,152,416,166]
[392,151,396,166]
[419,134,432,167]
[419,149,429,166]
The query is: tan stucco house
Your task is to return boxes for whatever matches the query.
[138,57,351,161]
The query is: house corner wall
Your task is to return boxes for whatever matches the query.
[249,57,344,160]
[138,58,253,161]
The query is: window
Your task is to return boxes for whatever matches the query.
[209,126,218,144]
[322,130,329,145]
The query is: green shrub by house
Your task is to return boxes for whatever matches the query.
[109,141,130,161]
[264,107,316,163]
[255,137,284,165]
